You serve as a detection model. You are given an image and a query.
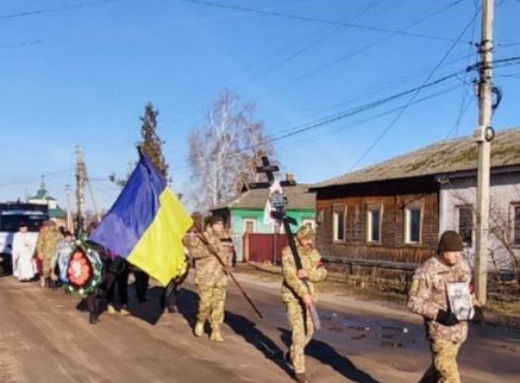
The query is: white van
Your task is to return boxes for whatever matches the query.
[0,203,48,274]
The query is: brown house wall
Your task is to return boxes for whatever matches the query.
[315,177,440,264]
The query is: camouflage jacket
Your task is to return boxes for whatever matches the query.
[281,245,327,303]
[36,231,63,261]
[185,231,230,287]
[407,255,473,343]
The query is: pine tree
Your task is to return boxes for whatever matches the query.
[109,102,169,187]
[140,102,169,179]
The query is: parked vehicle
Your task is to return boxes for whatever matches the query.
[0,203,49,274]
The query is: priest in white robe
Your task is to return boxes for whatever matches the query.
[12,222,37,281]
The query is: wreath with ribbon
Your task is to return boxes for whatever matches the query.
[65,241,103,296]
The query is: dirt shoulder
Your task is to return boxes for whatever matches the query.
[236,263,520,329]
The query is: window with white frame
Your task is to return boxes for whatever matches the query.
[366,205,382,243]
[333,210,345,241]
[458,206,473,246]
[302,218,315,230]
[405,206,422,244]
[243,219,256,233]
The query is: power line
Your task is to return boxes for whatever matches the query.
[266,84,463,157]
[245,0,386,85]
[180,0,473,44]
[159,0,469,132]
[255,0,472,107]
[171,83,462,177]
[349,7,481,170]
[0,0,120,21]
[0,169,74,188]
[168,70,462,173]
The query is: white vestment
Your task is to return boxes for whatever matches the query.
[12,232,37,280]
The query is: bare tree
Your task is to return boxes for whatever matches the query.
[188,90,276,211]
[449,186,520,284]
[235,103,277,191]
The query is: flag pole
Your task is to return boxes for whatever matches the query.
[194,229,263,319]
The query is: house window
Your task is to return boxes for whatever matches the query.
[405,207,422,244]
[244,219,256,233]
[317,210,324,225]
[513,205,520,247]
[333,210,345,241]
[458,206,473,246]
[367,206,382,243]
[302,219,315,230]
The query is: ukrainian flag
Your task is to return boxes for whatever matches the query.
[90,149,193,286]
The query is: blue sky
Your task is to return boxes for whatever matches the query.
[0,0,519,212]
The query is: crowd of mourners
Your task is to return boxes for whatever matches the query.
[9,216,486,383]
[10,220,183,325]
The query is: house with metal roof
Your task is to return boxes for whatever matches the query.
[311,128,520,270]
[211,184,316,235]
[28,181,68,228]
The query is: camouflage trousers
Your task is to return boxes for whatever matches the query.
[419,339,461,383]
[42,256,53,278]
[286,300,314,374]
[197,285,226,327]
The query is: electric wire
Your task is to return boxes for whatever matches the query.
[348,8,482,170]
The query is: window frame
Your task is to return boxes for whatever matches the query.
[243,218,256,234]
[302,218,315,230]
[510,202,520,248]
[457,205,474,247]
[366,203,383,244]
[404,204,423,245]
[332,206,346,242]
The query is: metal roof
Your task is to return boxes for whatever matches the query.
[211,184,316,211]
[312,127,520,189]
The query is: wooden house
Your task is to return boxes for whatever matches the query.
[311,128,520,268]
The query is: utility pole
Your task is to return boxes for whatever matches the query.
[85,176,101,223]
[75,145,87,233]
[474,0,495,305]
[65,184,73,231]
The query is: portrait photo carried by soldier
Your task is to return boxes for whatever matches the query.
[407,230,484,383]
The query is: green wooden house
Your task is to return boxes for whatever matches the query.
[211,184,317,235]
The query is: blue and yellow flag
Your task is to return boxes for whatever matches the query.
[90,150,193,286]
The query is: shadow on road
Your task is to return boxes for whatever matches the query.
[126,285,165,326]
[176,287,199,328]
[226,311,293,377]
[279,328,381,383]
[177,289,294,377]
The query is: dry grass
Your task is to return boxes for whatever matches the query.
[237,263,520,327]
[237,264,406,304]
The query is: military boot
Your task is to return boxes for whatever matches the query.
[210,327,224,342]
[295,373,309,383]
[120,305,131,317]
[194,321,205,337]
[89,311,100,325]
[107,304,117,315]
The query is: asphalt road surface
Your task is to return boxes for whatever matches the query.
[0,272,519,383]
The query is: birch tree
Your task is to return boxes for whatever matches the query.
[188,90,277,211]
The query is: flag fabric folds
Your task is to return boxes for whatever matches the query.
[90,150,193,286]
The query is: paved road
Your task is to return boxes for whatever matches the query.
[0,273,519,383]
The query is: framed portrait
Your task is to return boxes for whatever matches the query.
[447,282,474,321]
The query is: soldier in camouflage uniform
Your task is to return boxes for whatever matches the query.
[407,230,484,383]
[36,220,63,288]
[185,215,231,342]
[282,225,327,383]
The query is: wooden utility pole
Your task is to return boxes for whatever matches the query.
[475,0,495,305]
[65,184,73,231]
[75,145,86,232]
